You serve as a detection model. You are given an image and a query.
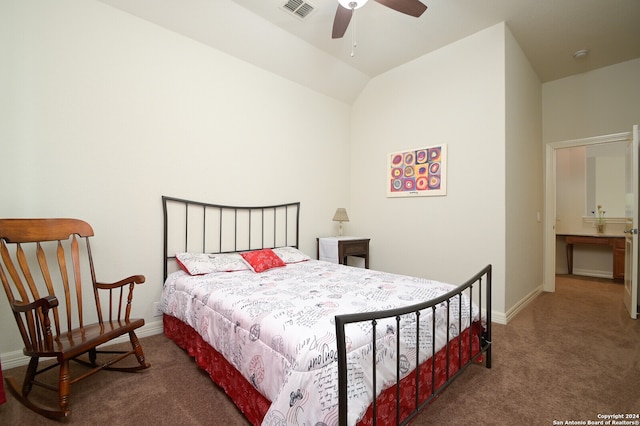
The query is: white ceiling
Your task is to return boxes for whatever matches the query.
[98,0,640,104]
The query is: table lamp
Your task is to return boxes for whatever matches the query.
[332,208,349,236]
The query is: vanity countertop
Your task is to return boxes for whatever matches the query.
[556,233,625,238]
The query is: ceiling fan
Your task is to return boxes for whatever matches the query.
[332,0,428,39]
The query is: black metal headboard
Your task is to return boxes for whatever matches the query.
[162,196,300,280]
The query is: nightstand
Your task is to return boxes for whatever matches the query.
[316,237,370,269]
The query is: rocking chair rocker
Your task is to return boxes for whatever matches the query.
[0,218,150,419]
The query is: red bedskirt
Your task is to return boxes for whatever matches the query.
[163,314,482,425]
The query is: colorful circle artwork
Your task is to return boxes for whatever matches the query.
[403,152,415,165]
[388,145,445,196]
[416,149,428,164]
[428,175,440,189]
[416,176,428,190]
[403,179,415,191]
[429,147,441,162]
[404,166,415,177]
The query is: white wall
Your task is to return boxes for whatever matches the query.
[0,0,351,357]
[543,59,640,142]
[504,27,543,315]
[555,146,588,235]
[556,145,626,236]
[349,24,508,315]
[543,59,640,279]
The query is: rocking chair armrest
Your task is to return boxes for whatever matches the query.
[95,274,146,290]
[12,295,59,313]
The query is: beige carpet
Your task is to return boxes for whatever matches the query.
[1,275,639,425]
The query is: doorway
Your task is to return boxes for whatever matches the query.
[543,131,633,292]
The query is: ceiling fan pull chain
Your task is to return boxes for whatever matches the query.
[351,6,357,57]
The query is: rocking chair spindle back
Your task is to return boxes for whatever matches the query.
[0,218,150,419]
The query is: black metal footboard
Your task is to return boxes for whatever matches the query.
[335,264,492,426]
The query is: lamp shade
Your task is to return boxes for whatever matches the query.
[332,208,350,222]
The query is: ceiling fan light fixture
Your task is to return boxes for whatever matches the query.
[337,0,368,10]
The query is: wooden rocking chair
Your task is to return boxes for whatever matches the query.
[0,218,150,419]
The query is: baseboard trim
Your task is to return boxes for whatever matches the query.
[503,284,544,324]
[492,310,508,325]
[572,268,613,280]
[1,320,164,370]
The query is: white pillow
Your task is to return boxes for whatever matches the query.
[175,252,250,275]
[272,247,310,264]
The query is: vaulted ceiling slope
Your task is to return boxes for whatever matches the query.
[98,0,640,104]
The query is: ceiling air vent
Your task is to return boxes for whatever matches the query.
[282,0,316,19]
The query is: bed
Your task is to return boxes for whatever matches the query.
[160,196,492,426]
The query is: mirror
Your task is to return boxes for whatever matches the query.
[585,142,626,218]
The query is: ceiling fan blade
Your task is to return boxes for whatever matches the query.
[374,0,427,17]
[332,4,353,39]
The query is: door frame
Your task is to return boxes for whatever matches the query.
[543,131,632,292]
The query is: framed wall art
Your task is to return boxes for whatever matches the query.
[387,144,447,197]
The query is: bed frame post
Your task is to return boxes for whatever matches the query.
[484,266,492,368]
[335,315,349,426]
[162,196,169,281]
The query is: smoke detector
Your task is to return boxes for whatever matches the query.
[573,49,590,59]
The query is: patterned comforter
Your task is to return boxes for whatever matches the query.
[161,260,480,425]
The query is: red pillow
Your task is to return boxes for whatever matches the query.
[240,248,286,273]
